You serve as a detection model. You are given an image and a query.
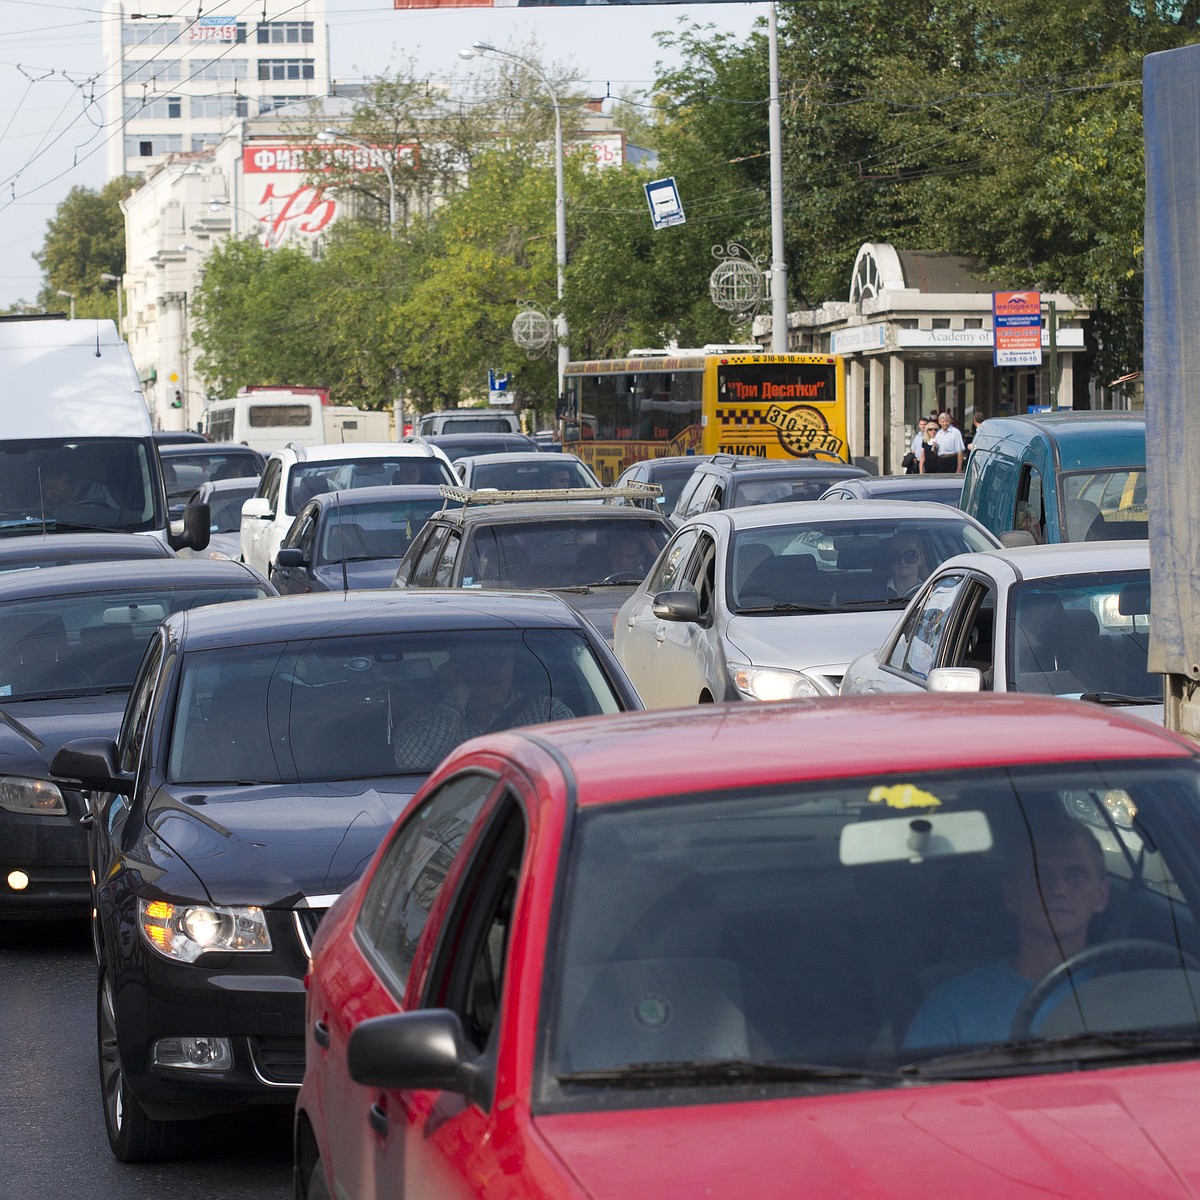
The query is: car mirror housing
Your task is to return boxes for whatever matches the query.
[348,1009,492,1109]
[170,502,211,552]
[50,737,131,794]
[242,496,273,520]
[274,547,305,569]
[998,530,1036,549]
[651,589,701,623]
[926,667,983,694]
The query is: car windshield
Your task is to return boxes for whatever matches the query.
[0,584,267,699]
[162,450,262,507]
[731,474,846,507]
[464,519,670,589]
[167,628,625,784]
[318,497,442,563]
[1009,572,1156,701]
[288,459,454,511]
[728,517,995,613]
[1060,469,1148,540]
[471,459,597,491]
[541,760,1200,1103]
[207,485,257,533]
[0,438,159,536]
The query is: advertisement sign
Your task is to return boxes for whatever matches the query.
[645,177,685,230]
[992,290,1043,367]
[189,15,237,40]
[243,144,418,173]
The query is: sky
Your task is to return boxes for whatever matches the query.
[0,0,763,307]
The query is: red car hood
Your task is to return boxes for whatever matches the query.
[535,1063,1200,1198]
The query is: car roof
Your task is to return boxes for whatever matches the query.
[283,442,442,463]
[158,442,263,458]
[0,557,266,601]
[0,532,174,562]
[701,456,867,477]
[422,433,535,447]
[937,539,1150,581]
[713,498,992,531]
[493,695,1195,808]
[432,501,672,528]
[309,485,446,510]
[624,455,713,474]
[842,476,963,495]
[199,477,260,496]
[165,588,591,650]
[459,452,580,466]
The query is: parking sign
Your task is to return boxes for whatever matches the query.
[645,177,685,230]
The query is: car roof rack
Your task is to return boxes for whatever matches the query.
[438,482,662,512]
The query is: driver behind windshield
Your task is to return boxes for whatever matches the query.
[904,817,1109,1048]
[886,531,931,600]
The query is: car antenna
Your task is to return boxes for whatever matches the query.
[334,491,349,594]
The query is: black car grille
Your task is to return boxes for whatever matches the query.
[292,903,333,960]
[248,1035,306,1086]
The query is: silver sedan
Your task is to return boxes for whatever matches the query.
[840,541,1160,721]
[614,500,1000,708]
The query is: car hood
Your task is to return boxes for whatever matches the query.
[724,610,900,683]
[149,777,425,905]
[313,560,403,591]
[0,693,129,775]
[549,584,639,645]
[537,1062,1200,1198]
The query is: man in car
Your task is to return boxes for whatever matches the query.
[904,818,1110,1049]
[392,640,574,772]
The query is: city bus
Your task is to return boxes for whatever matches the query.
[561,348,848,483]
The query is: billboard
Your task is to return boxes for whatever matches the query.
[992,290,1042,367]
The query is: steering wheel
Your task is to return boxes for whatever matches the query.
[602,571,644,585]
[1010,938,1200,1039]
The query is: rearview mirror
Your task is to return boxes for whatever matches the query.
[927,667,983,694]
[242,496,272,520]
[999,530,1036,549]
[50,737,131,794]
[274,548,305,569]
[169,502,211,552]
[652,589,701,622]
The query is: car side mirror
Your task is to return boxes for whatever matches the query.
[242,496,273,520]
[170,502,211,552]
[999,530,1036,549]
[652,589,701,622]
[50,737,132,794]
[348,1009,492,1109]
[274,547,305,569]
[927,667,983,694]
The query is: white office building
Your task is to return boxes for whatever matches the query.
[102,0,330,182]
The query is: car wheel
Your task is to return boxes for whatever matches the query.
[97,968,187,1162]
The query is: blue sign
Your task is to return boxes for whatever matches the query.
[645,177,685,230]
[487,369,511,405]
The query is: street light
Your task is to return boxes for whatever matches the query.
[99,273,123,335]
[317,128,396,236]
[459,41,569,401]
[56,289,76,320]
[208,198,268,242]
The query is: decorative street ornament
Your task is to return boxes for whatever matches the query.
[709,242,766,325]
[512,301,553,358]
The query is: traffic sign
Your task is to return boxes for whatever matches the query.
[645,177,685,230]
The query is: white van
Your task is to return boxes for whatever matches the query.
[204,388,390,453]
[0,316,208,552]
[414,408,521,436]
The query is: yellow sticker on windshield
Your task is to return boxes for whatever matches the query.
[868,784,941,810]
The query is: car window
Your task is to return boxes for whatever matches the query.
[671,471,704,521]
[945,580,996,689]
[648,528,701,594]
[885,597,927,671]
[258,458,281,509]
[685,535,717,620]
[433,530,461,587]
[356,771,495,1001]
[116,634,165,775]
[281,504,318,552]
[1014,464,1045,542]
[900,573,969,679]
[411,524,451,584]
[684,473,721,519]
[317,498,442,564]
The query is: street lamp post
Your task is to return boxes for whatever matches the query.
[208,198,268,242]
[99,273,123,335]
[56,289,76,320]
[460,41,569,402]
[318,128,396,235]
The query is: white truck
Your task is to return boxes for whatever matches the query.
[203,388,391,453]
[0,316,209,552]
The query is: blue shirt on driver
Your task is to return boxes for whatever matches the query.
[904,962,1034,1049]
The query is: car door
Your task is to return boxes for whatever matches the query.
[241,456,281,569]
[371,787,531,1200]
[318,771,498,1200]
[618,526,701,706]
[272,502,318,594]
[937,576,999,690]
[652,530,720,705]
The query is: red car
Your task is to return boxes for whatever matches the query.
[296,695,1200,1199]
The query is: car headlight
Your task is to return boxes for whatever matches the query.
[206,550,232,561]
[731,664,835,701]
[0,776,66,815]
[138,898,271,962]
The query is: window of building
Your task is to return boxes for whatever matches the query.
[124,59,181,83]
[126,134,183,158]
[257,58,315,81]
[190,95,249,119]
[192,58,249,81]
[256,21,314,43]
[191,133,223,151]
[258,95,306,114]
[122,21,181,44]
[124,95,182,120]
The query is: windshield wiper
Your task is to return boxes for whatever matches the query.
[558,1058,897,1087]
[902,1029,1200,1078]
[736,602,832,614]
[1080,691,1157,706]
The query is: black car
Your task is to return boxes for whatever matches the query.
[271,485,443,593]
[0,559,275,921]
[51,589,642,1161]
[158,443,265,518]
[392,492,672,640]
[0,531,175,573]
[415,432,540,461]
[668,454,869,527]
[819,474,965,506]
[152,431,208,445]
[610,454,714,514]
